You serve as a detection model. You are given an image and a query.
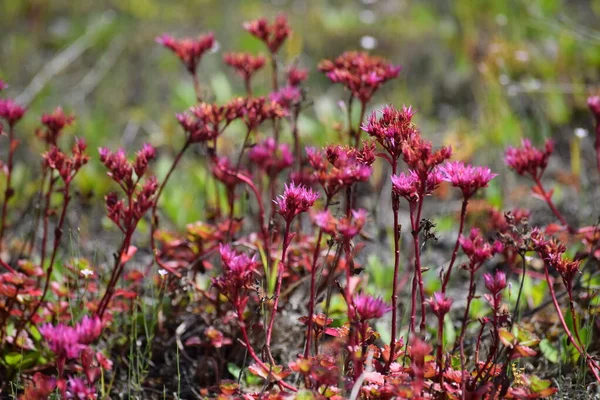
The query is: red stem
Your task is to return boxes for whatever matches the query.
[191,71,202,102]
[532,177,575,234]
[244,78,253,97]
[436,314,445,388]
[441,198,468,293]
[458,269,477,399]
[270,53,278,92]
[304,196,332,358]
[354,102,367,148]
[149,141,191,277]
[594,116,600,177]
[291,106,301,172]
[545,265,600,382]
[265,221,292,362]
[40,173,56,270]
[386,159,401,370]
[97,231,133,318]
[410,195,427,332]
[236,304,297,392]
[20,181,72,335]
[0,125,16,252]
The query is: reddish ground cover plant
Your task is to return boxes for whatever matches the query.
[1,14,600,400]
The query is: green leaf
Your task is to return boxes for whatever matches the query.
[530,375,552,392]
[296,390,315,400]
[443,316,456,349]
[226,362,241,378]
[4,352,22,366]
[539,339,559,364]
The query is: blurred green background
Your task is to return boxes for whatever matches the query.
[1,0,599,230]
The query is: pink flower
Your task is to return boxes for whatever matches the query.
[211,156,245,190]
[504,139,553,180]
[287,66,308,87]
[459,228,503,269]
[313,209,367,240]
[133,143,156,177]
[99,147,133,186]
[483,271,507,295]
[338,209,367,239]
[226,96,286,131]
[362,105,416,160]
[401,134,452,173]
[177,102,236,143]
[353,294,392,320]
[427,292,453,318]
[439,161,496,199]
[307,143,373,197]
[223,52,266,82]
[391,168,443,204]
[0,98,26,127]
[213,245,258,305]
[39,323,84,360]
[532,230,580,287]
[269,86,302,109]
[588,96,600,120]
[156,33,215,74]
[391,171,420,202]
[249,137,293,175]
[0,80,6,91]
[67,377,96,399]
[319,52,400,104]
[39,107,75,145]
[40,316,102,364]
[43,139,89,183]
[244,14,291,54]
[312,209,337,234]
[75,316,103,345]
[274,183,319,223]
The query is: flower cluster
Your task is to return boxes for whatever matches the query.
[156,33,215,74]
[483,271,507,295]
[269,85,302,110]
[99,144,155,189]
[99,145,158,230]
[43,139,89,183]
[274,182,319,223]
[39,316,102,369]
[306,142,375,197]
[353,294,392,321]
[391,169,443,204]
[177,102,240,143]
[401,133,452,174]
[224,52,266,83]
[248,137,293,176]
[313,208,367,241]
[244,15,290,54]
[213,245,258,307]
[0,97,26,127]
[439,161,497,199]
[228,96,286,131]
[211,156,245,191]
[287,66,308,87]
[427,292,453,318]
[319,51,400,104]
[588,95,600,121]
[38,107,75,145]
[504,139,554,180]
[362,105,425,164]
[459,228,503,269]
[531,230,581,287]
